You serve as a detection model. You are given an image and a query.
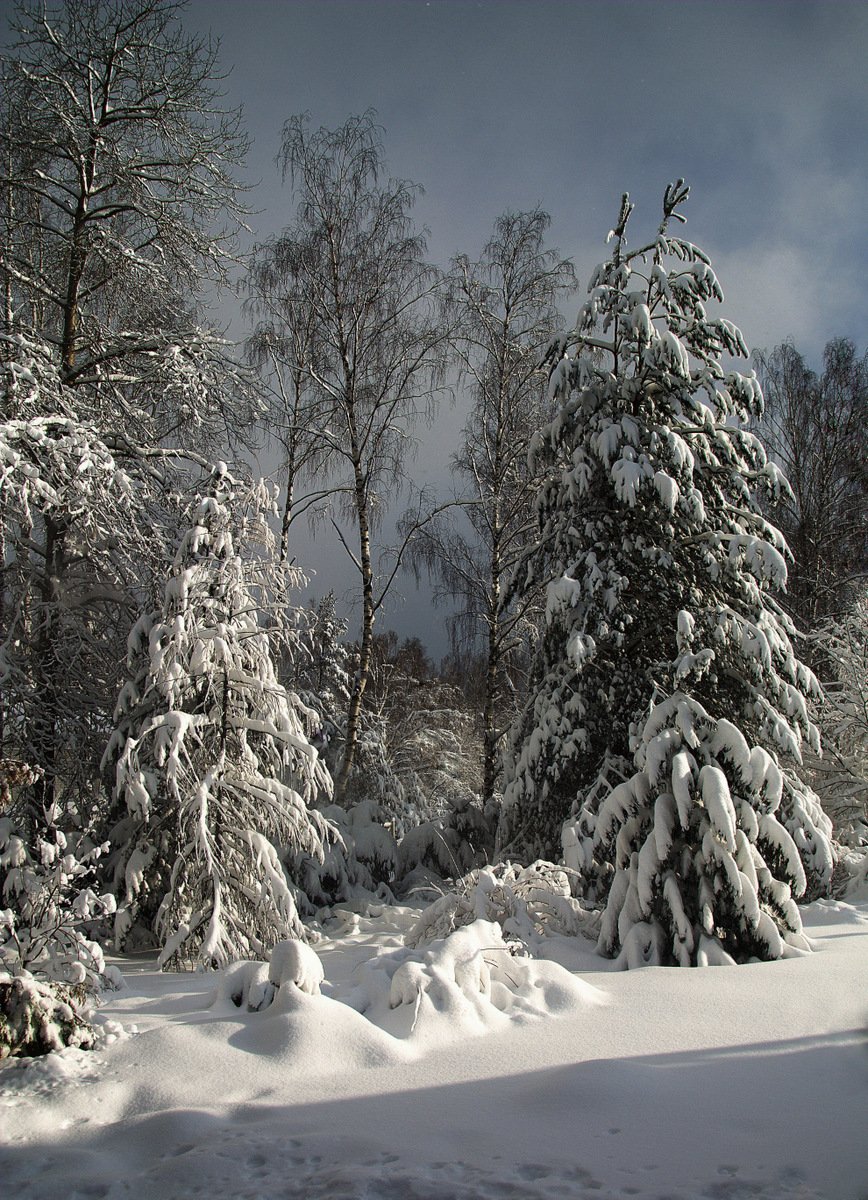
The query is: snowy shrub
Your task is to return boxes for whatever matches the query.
[269,938,325,994]
[0,811,116,993]
[291,594,354,736]
[208,921,599,1045]
[398,818,471,881]
[212,937,325,1014]
[502,183,832,963]
[341,800,400,889]
[104,467,334,968]
[806,604,868,851]
[390,920,516,1017]
[380,669,485,830]
[397,794,493,883]
[333,713,412,826]
[0,972,96,1059]
[299,622,488,880]
[331,636,486,842]
[835,846,868,900]
[384,918,596,1031]
[406,861,597,952]
[302,801,399,905]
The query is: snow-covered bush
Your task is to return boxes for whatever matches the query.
[383,918,596,1033]
[397,795,495,883]
[406,862,597,952]
[208,920,599,1044]
[386,669,494,884]
[337,800,399,890]
[339,636,485,839]
[212,938,325,1014]
[0,762,118,1056]
[502,183,832,964]
[0,808,115,992]
[300,800,399,905]
[290,593,354,745]
[791,601,868,896]
[335,716,411,832]
[294,618,488,890]
[104,467,334,968]
[383,672,484,827]
[0,972,96,1059]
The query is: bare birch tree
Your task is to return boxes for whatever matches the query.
[754,337,866,628]
[261,112,448,798]
[412,210,575,805]
[245,232,333,565]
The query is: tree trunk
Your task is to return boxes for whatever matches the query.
[482,386,505,806]
[482,564,501,807]
[61,198,89,375]
[336,462,375,801]
[30,514,65,815]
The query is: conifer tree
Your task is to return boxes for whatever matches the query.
[501,183,833,964]
[105,467,332,968]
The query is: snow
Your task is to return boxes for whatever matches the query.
[1,899,866,1199]
[267,939,324,995]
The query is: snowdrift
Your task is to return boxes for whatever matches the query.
[0,900,866,1200]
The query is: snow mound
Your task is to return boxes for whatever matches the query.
[208,945,405,1073]
[332,917,605,1051]
[268,939,325,994]
[0,1043,106,1105]
[208,918,603,1066]
[384,919,603,1040]
[210,938,325,1015]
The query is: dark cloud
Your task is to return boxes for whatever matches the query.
[177,0,867,655]
[188,0,867,351]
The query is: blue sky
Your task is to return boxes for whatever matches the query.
[178,0,867,658]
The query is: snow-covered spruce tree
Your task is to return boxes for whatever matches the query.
[104,467,333,968]
[501,182,833,965]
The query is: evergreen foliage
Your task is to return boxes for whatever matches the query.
[0,973,96,1059]
[501,183,832,964]
[105,467,333,968]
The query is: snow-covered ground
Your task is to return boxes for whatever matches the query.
[1,898,866,1200]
